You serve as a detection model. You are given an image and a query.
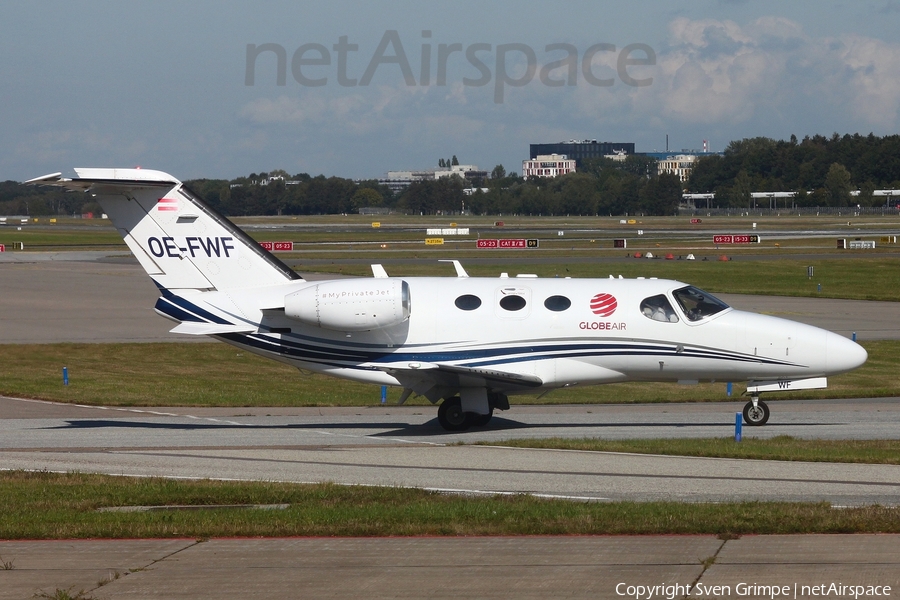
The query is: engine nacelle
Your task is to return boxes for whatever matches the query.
[284,278,410,331]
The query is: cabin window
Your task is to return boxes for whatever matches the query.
[543,295,571,312]
[640,294,679,323]
[672,286,729,322]
[455,294,482,311]
[499,295,527,311]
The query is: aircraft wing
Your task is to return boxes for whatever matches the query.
[368,361,542,403]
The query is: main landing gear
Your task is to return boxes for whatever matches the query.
[742,395,770,426]
[436,393,506,431]
[437,397,474,431]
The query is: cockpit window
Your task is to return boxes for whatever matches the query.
[640,294,679,323]
[672,286,729,322]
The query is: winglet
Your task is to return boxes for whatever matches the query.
[25,172,64,184]
[169,322,258,335]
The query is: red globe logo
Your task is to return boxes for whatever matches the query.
[590,293,617,317]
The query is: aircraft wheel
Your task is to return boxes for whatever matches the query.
[469,409,494,427]
[438,397,471,431]
[742,400,770,426]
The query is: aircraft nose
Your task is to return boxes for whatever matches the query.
[826,332,868,374]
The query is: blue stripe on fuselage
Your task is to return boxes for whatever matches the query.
[218,332,801,372]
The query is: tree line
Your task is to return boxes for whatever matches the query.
[0,159,682,217]
[4,133,900,217]
[689,133,900,207]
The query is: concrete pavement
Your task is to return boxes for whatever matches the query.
[1,535,898,600]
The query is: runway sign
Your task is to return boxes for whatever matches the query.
[477,239,537,249]
[714,235,760,244]
[259,241,294,252]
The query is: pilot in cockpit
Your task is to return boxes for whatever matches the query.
[640,295,679,323]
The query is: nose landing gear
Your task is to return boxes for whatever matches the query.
[742,395,770,426]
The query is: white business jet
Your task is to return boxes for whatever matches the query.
[29,169,867,431]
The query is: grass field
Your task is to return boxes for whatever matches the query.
[4,214,899,298]
[1,471,898,539]
[0,340,896,407]
[485,436,900,464]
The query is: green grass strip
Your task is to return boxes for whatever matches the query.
[483,436,900,465]
[0,340,897,407]
[0,471,897,539]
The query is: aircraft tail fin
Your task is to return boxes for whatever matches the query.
[28,169,302,291]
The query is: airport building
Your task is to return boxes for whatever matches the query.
[529,140,635,167]
[656,154,698,182]
[434,164,488,181]
[380,164,487,193]
[522,154,576,180]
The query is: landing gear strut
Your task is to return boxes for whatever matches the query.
[742,396,770,426]
[469,409,493,427]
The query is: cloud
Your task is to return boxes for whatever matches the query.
[834,34,900,127]
[239,95,329,124]
[15,128,147,167]
[242,87,491,143]
[641,17,794,124]
[878,0,900,14]
[233,16,900,176]
[617,16,900,132]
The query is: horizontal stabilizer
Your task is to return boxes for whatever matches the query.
[169,322,258,336]
[746,377,827,393]
[25,169,178,191]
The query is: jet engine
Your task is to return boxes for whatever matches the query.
[284,278,410,331]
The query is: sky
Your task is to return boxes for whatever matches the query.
[3,0,900,182]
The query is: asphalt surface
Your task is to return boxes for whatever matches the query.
[2,396,900,506]
[2,251,899,598]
